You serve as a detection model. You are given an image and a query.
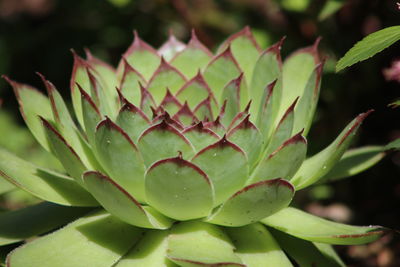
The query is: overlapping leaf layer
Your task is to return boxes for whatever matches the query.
[0,27,387,267]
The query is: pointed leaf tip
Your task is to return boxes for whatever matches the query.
[338,109,373,146]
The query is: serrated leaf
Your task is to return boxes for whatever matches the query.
[84,171,173,229]
[95,118,146,202]
[225,223,293,267]
[206,178,294,227]
[250,132,307,183]
[336,26,400,72]
[171,30,212,79]
[116,101,150,143]
[0,147,97,206]
[158,33,186,61]
[204,46,242,100]
[145,156,214,220]
[0,202,92,246]
[167,221,244,267]
[182,122,220,152]
[138,120,195,166]
[269,228,345,267]
[6,211,144,267]
[119,59,146,106]
[262,207,387,245]
[191,137,248,206]
[291,111,373,189]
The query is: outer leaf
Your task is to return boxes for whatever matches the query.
[291,111,373,189]
[138,120,195,166]
[171,30,212,79]
[191,136,248,206]
[167,221,244,267]
[262,207,387,245]
[119,59,146,106]
[336,26,400,72]
[3,76,52,151]
[145,156,214,220]
[385,137,400,151]
[158,32,186,61]
[270,228,345,267]
[203,46,242,100]
[116,100,150,143]
[225,223,293,267]
[206,178,294,227]
[321,146,385,182]
[0,202,92,246]
[250,132,307,183]
[84,171,173,229]
[182,122,220,152]
[95,118,146,202]
[115,230,177,267]
[0,178,14,195]
[147,58,187,104]
[0,147,97,206]
[6,211,144,267]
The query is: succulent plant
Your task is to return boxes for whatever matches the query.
[0,27,389,267]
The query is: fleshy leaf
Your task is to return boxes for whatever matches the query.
[0,147,97,206]
[7,211,145,267]
[116,100,150,143]
[115,230,177,267]
[206,178,294,227]
[3,76,53,151]
[41,118,87,185]
[193,96,214,121]
[145,156,214,220]
[0,202,92,246]
[291,110,373,189]
[158,89,183,115]
[79,85,102,146]
[171,30,212,79]
[250,132,307,183]
[270,228,345,267]
[225,223,293,267]
[191,136,248,206]
[321,146,385,183]
[138,120,194,166]
[167,221,244,267]
[95,118,146,202]
[256,80,279,143]
[84,171,173,229]
[182,122,220,152]
[147,58,187,104]
[227,115,263,169]
[158,32,186,61]
[119,31,161,80]
[262,207,387,245]
[0,178,14,195]
[203,46,242,100]
[119,58,146,106]
[204,116,226,137]
[139,83,157,118]
[172,102,198,126]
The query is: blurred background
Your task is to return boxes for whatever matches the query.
[0,0,399,265]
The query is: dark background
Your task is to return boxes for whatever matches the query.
[0,0,399,265]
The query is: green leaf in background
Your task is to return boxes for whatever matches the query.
[336,26,400,72]
[385,138,400,151]
[318,0,345,21]
[280,0,311,12]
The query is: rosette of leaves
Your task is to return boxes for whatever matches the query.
[0,27,389,267]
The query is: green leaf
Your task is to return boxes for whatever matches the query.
[41,118,87,185]
[321,146,385,182]
[318,0,345,21]
[145,156,213,220]
[171,31,212,79]
[139,83,157,118]
[227,115,263,168]
[191,136,248,206]
[84,171,173,229]
[167,221,244,267]
[7,211,145,267]
[158,33,186,61]
[262,207,387,245]
[3,76,53,151]
[269,228,345,267]
[182,122,220,152]
[204,47,242,100]
[250,132,307,183]
[225,223,293,267]
[119,31,161,80]
[95,118,146,202]
[193,96,214,121]
[218,26,261,85]
[281,0,311,12]
[159,89,183,115]
[138,120,195,166]
[79,85,102,146]
[0,147,97,206]
[0,202,92,246]
[0,178,14,195]
[385,137,400,151]
[336,26,400,72]
[147,58,187,104]
[291,110,373,189]
[119,59,146,106]
[116,100,150,143]
[115,230,177,267]
[256,80,279,144]
[206,178,294,227]
[171,102,197,126]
